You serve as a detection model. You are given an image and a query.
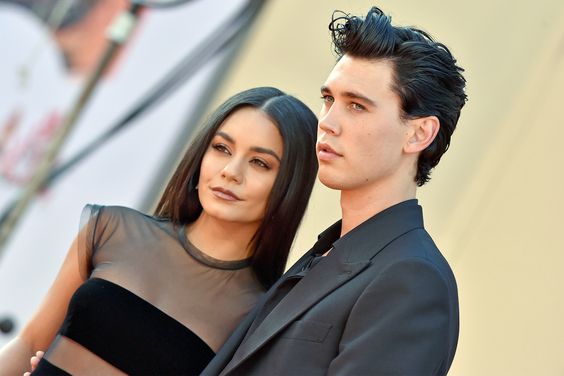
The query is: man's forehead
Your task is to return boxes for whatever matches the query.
[322,56,395,97]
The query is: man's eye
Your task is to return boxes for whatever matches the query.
[321,95,334,103]
[351,103,365,111]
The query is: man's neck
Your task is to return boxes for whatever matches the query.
[339,181,416,237]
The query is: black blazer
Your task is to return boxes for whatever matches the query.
[202,200,459,375]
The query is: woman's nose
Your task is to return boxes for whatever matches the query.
[220,160,243,183]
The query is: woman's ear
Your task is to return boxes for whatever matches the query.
[404,115,440,154]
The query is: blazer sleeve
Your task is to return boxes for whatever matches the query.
[327,257,454,376]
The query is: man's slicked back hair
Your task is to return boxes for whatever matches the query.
[330,7,467,185]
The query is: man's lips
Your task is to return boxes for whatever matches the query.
[317,142,342,161]
[211,187,241,201]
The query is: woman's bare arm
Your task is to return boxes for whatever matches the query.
[0,237,85,375]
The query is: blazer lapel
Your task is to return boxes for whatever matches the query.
[222,200,424,374]
[223,248,370,373]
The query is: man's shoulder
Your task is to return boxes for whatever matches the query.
[373,227,457,288]
[391,228,450,266]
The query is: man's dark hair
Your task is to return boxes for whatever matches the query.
[329,6,467,186]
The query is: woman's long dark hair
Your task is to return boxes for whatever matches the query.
[154,87,318,288]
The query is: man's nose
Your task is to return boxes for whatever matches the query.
[318,106,341,136]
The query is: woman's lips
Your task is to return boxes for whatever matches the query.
[211,187,241,201]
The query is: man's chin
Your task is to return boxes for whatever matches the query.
[318,173,346,191]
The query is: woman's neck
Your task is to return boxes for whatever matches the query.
[185,213,259,261]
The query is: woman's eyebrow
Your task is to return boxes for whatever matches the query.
[216,131,281,162]
[216,131,235,143]
[251,147,281,163]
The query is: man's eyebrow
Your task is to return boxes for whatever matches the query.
[320,85,332,95]
[215,131,281,162]
[320,85,377,107]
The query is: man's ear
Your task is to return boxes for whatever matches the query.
[404,116,440,154]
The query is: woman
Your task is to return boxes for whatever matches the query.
[0,87,318,375]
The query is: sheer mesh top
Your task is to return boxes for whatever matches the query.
[39,205,265,375]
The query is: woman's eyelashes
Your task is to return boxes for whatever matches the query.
[211,143,271,170]
[251,158,270,170]
[212,143,231,154]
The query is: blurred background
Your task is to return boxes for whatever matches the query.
[1,0,563,374]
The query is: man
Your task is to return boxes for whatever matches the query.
[21,5,467,375]
[202,6,467,375]
[21,5,466,375]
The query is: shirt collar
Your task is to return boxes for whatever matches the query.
[315,199,423,261]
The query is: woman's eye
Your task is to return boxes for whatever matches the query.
[212,144,230,154]
[251,158,270,169]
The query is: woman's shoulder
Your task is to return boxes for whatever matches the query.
[79,204,180,256]
[84,204,159,220]
[82,204,172,231]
